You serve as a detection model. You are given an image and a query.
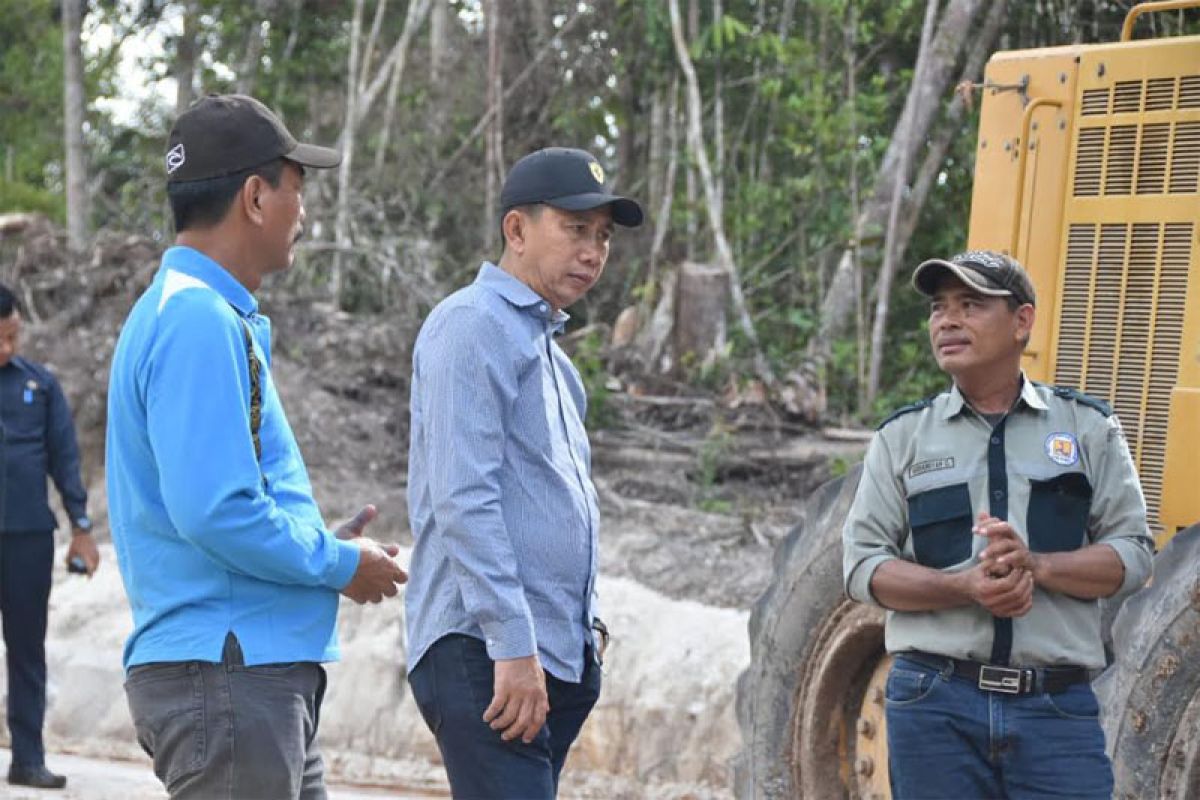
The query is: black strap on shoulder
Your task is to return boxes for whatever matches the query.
[1049,385,1112,417]
[238,318,263,464]
[877,396,935,430]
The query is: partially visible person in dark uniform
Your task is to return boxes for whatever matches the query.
[842,251,1153,800]
[0,282,98,790]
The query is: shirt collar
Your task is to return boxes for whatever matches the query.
[161,246,258,316]
[475,262,570,332]
[942,372,1047,421]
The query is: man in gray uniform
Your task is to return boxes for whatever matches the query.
[842,250,1153,799]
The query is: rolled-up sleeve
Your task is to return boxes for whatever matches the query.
[1089,414,1154,597]
[843,432,908,605]
[419,307,537,661]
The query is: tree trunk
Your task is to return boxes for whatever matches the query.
[374,0,434,171]
[712,0,724,223]
[333,0,366,302]
[175,1,199,114]
[674,262,729,371]
[816,0,988,350]
[428,5,589,196]
[359,0,388,91]
[863,0,940,411]
[483,0,503,252]
[668,0,776,389]
[236,0,278,96]
[430,0,449,88]
[62,0,89,253]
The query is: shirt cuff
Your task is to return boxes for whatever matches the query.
[847,554,895,605]
[323,538,362,591]
[480,616,538,661]
[1104,538,1153,597]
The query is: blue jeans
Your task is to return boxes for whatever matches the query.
[886,655,1113,800]
[408,634,602,799]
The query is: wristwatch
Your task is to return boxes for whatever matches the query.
[73,516,93,533]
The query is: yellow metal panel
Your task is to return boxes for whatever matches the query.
[1049,35,1200,542]
[967,48,1080,382]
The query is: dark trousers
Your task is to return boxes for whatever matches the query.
[0,531,54,768]
[124,633,328,799]
[409,634,602,800]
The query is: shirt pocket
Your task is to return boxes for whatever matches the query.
[1027,471,1092,553]
[906,483,973,569]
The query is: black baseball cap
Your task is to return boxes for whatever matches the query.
[500,147,643,227]
[165,94,341,184]
[912,250,1037,307]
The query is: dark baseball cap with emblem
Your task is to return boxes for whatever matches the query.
[912,250,1037,307]
[165,94,341,184]
[500,147,643,227]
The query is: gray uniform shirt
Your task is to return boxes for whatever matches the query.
[842,377,1154,669]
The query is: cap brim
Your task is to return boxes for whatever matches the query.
[912,258,1013,298]
[286,142,342,169]
[546,193,644,227]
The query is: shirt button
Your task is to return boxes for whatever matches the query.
[538,303,548,314]
[990,436,1001,445]
[993,489,1005,501]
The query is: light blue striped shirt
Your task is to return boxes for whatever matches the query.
[406,262,600,682]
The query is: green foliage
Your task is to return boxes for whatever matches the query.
[694,424,733,514]
[0,0,65,188]
[0,181,64,222]
[573,329,618,431]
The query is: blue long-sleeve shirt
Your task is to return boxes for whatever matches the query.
[406,263,601,683]
[106,246,361,670]
[0,356,87,533]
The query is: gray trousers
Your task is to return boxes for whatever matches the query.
[124,634,327,800]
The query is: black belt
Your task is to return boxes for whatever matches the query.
[900,651,1092,696]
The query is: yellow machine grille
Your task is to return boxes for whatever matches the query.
[1054,222,1191,532]
[1056,70,1199,536]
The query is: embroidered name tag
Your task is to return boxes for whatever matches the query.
[909,457,955,478]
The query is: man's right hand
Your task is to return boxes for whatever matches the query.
[963,562,1034,618]
[334,505,408,604]
[484,655,550,744]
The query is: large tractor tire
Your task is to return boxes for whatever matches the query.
[1095,524,1200,800]
[735,465,892,799]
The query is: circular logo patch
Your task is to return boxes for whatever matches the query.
[589,161,605,184]
[1045,432,1080,466]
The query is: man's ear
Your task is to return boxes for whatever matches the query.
[241,175,266,226]
[501,209,525,254]
[1015,303,1035,342]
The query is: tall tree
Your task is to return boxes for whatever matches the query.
[816,0,989,359]
[333,0,366,301]
[175,1,199,114]
[62,0,88,251]
[668,0,775,388]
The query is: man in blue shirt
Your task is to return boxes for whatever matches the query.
[0,284,98,790]
[406,148,642,798]
[106,95,408,799]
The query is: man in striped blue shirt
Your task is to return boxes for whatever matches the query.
[406,148,642,798]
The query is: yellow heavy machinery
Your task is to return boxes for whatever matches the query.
[737,3,1200,797]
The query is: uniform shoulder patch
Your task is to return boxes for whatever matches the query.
[1049,385,1112,417]
[877,396,936,430]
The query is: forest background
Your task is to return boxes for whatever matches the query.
[3,0,1199,426]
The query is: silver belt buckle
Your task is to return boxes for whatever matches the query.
[978,665,1024,694]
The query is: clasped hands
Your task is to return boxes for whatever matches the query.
[967,512,1040,618]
